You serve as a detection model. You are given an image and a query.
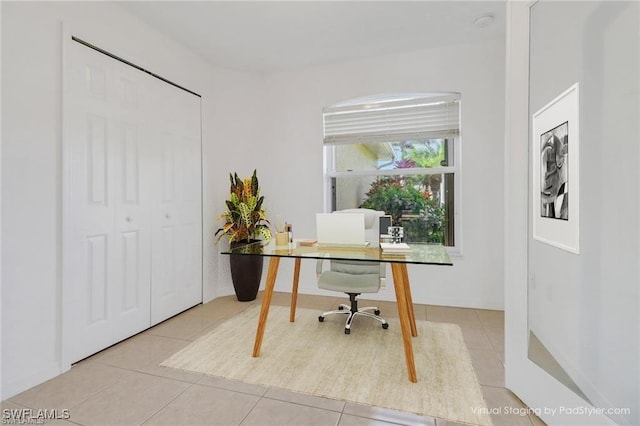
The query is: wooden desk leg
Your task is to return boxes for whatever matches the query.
[290,258,301,322]
[391,263,417,383]
[401,264,418,337]
[252,257,281,357]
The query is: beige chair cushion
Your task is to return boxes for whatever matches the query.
[317,270,380,293]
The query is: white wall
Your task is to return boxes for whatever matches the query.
[503,5,599,424]
[505,1,638,425]
[250,38,506,309]
[1,1,266,398]
[529,2,638,423]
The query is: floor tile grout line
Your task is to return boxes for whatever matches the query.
[138,382,194,426]
[334,412,342,426]
[478,318,504,358]
[143,331,199,343]
[10,377,126,426]
[260,390,345,414]
[194,376,269,398]
[242,382,443,426]
[340,401,439,426]
[86,361,208,389]
[91,357,276,400]
[237,390,265,426]
[7,371,124,417]
[66,377,123,413]
[468,307,505,363]
[248,393,423,426]
[3,399,30,409]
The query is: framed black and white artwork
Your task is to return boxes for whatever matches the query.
[532,83,580,254]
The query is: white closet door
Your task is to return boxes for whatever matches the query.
[148,76,202,325]
[65,41,152,362]
[65,38,202,363]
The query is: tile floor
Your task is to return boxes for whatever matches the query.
[2,292,544,426]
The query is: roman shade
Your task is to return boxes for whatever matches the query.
[323,93,460,145]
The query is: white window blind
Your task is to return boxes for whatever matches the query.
[323,93,460,145]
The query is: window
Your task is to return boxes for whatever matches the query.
[323,93,460,248]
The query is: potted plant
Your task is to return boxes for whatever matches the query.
[216,169,272,301]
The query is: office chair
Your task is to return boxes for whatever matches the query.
[316,208,389,334]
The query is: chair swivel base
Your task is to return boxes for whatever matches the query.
[318,294,388,334]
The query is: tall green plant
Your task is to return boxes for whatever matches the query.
[215,170,272,244]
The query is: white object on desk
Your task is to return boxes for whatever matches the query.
[380,242,412,254]
[316,213,366,247]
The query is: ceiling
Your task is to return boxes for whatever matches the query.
[118,1,506,74]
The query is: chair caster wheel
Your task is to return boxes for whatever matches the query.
[344,328,350,335]
[382,323,389,329]
[318,316,324,322]
[374,309,381,315]
[338,306,344,310]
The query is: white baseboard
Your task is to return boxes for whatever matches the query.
[2,361,61,400]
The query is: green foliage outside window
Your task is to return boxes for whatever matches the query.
[402,199,446,243]
[359,176,424,225]
[359,175,445,243]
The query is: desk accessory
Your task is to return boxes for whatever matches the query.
[380,242,412,254]
[275,232,289,246]
[388,226,404,243]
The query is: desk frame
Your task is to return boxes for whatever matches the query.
[252,257,420,383]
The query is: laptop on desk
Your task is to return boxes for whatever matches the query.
[315,213,368,248]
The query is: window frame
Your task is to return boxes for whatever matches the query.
[323,139,462,255]
[322,94,463,255]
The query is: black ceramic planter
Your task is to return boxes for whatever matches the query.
[229,240,263,301]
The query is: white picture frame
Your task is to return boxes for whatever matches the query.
[532,83,580,254]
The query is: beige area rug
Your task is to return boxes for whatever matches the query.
[161,305,492,426]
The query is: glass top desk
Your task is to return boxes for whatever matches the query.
[221,240,453,383]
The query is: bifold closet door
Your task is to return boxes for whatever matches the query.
[64,39,202,363]
[147,74,203,325]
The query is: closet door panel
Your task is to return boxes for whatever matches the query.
[149,78,202,325]
[66,47,118,362]
[112,110,153,342]
[65,41,152,362]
